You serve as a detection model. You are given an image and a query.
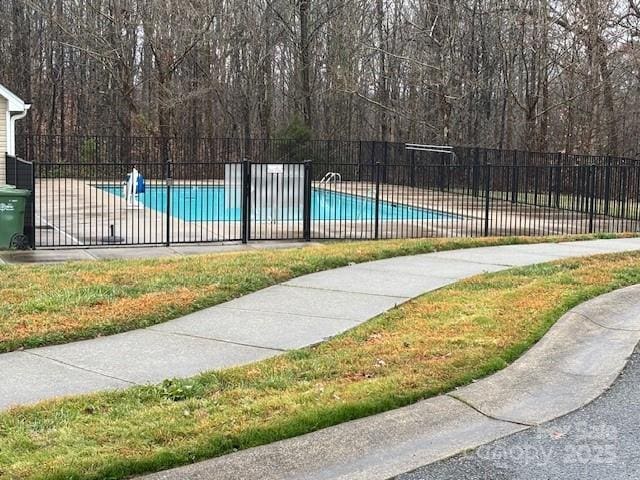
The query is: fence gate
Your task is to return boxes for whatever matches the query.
[242,161,311,241]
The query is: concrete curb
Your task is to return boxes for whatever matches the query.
[138,285,640,480]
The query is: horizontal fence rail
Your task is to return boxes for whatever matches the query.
[11,136,640,248]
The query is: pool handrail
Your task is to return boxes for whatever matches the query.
[319,172,342,185]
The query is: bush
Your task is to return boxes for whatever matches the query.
[274,118,315,162]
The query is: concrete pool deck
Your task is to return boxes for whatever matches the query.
[2,237,640,412]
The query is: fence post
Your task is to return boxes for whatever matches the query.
[621,166,628,230]
[589,164,595,233]
[165,159,172,246]
[375,161,381,239]
[241,158,251,244]
[484,163,491,237]
[29,161,36,249]
[604,158,611,216]
[303,160,312,241]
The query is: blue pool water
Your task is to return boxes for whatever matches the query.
[101,185,449,222]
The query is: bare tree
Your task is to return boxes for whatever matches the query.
[3,0,640,157]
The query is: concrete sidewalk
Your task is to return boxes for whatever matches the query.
[140,271,640,480]
[2,238,640,413]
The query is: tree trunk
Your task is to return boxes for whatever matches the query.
[299,0,312,128]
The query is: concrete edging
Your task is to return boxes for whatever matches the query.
[139,286,640,480]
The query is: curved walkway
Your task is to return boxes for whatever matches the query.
[140,279,640,480]
[2,237,640,412]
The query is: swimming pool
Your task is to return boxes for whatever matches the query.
[101,185,450,222]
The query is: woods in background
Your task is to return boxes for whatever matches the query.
[2,0,640,156]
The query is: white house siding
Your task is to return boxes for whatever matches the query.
[0,97,6,185]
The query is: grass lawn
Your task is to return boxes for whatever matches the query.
[0,233,635,354]
[1,248,640,479]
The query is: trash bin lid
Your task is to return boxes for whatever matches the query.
[0,185,31,196]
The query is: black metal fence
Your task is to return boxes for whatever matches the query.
[18,134,640,167]
[9,136,640,248]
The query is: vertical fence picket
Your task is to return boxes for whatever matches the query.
[484,163,492,236]
[589,164,595,234]
[165,160,172,246]
[374,161,381,240]
[241,158,250,243]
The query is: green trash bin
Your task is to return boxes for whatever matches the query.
[0,185,31,250]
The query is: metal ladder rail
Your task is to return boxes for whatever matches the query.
[319,172,342,185]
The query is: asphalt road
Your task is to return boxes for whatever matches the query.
[395,348,640,480]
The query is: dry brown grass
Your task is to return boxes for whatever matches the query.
[0,234,620,352]
[3,250,638,480]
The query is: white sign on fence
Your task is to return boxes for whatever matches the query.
[267,164,284,175]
